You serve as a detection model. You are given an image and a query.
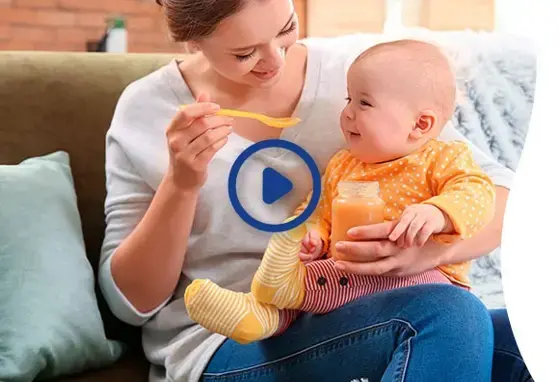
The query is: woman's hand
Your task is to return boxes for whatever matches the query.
[166,93,233,192]
[334,187,509,277]
[332,221,445,276]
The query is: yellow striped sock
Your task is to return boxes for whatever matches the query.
[251,220,308,310]
[184,279,280,344]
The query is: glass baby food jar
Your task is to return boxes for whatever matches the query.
[331,181,385,261]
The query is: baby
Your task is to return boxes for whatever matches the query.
[184,39,496,344]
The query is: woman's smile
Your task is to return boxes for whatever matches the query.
[251,68,280,80]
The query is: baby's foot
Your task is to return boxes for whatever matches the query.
[184,279,280,344]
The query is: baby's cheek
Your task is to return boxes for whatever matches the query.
[369,130,395,151]
[384,130,410,152]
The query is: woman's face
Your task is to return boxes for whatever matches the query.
[196,0,299,88]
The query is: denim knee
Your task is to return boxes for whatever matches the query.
[409,284,494,347]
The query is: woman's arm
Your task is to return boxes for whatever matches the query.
[99,91,230,324]
[109,175,198,313]
[99,135,198,324]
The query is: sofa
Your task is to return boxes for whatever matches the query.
[0,32,535,381]
[0,51,181,381]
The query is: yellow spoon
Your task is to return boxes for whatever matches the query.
[216,108,301,129]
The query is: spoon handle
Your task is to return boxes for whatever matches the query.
[215,108,265,122]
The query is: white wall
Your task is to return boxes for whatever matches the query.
[495,0,538,37]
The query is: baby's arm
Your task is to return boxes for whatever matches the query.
[422,141,496,244]
[295,191,332,262]
[292,151,348,260]
[389,142,496,247]
[292,191,330,262]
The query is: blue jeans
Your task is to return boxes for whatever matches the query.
[201,284,531,382]
[491,309,533,382]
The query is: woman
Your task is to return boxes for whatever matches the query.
[98,0,532,381]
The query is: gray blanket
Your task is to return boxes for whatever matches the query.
[440,31,536,306]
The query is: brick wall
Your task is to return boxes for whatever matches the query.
[0,0,307,52]
[0,0,495,52]
[0,0,184,52]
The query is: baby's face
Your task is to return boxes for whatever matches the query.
[341,56,425,163]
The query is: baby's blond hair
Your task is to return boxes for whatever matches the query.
[355,39,457,130]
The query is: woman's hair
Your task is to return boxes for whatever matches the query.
[156,0,250,42]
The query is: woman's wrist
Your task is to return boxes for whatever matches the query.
[433,240,457,267]
[434,221,499,267]
[160,171,201,200]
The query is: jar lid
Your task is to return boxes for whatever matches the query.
[337,181,380,197]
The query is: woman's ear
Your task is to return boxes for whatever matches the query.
[184,41,201,54]
[410,110,437,140]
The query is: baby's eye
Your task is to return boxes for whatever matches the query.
[360,100,372,107]
[345,97,351,104]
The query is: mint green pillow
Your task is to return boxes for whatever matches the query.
[0,151,124,381]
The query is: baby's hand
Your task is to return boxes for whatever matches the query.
[299,230,324,262]
[388,204,452,248]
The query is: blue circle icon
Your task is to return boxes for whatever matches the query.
[228,139,321,233]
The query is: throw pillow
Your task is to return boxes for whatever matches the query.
[0,151,124,381]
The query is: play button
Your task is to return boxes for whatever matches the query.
[262,168,293,204]
[228,139,322,233]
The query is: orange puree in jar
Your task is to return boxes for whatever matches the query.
[331,181,385,261]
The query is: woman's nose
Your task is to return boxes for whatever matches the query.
[259,44,286,71]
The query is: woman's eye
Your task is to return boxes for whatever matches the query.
[235,51,255,61]
[234,21,296,62]
[279,21,297,36]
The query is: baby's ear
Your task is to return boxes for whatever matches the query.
[410,110,437,140]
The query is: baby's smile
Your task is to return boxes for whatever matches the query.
[344,126,361,137]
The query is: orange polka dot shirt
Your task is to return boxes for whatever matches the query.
[295,139,496,288]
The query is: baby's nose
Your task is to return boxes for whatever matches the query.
[343,106,355,120]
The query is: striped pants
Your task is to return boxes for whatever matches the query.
[276,259,452,335]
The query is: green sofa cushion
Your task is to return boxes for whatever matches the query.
[0,151,124,381]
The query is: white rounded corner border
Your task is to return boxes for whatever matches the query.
[500,1,559,381]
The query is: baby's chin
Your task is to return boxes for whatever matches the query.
[349,149,389,164]
[346,135,414,164]
[348,145,402,164]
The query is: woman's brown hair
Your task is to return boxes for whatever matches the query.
[156,0,250,42]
